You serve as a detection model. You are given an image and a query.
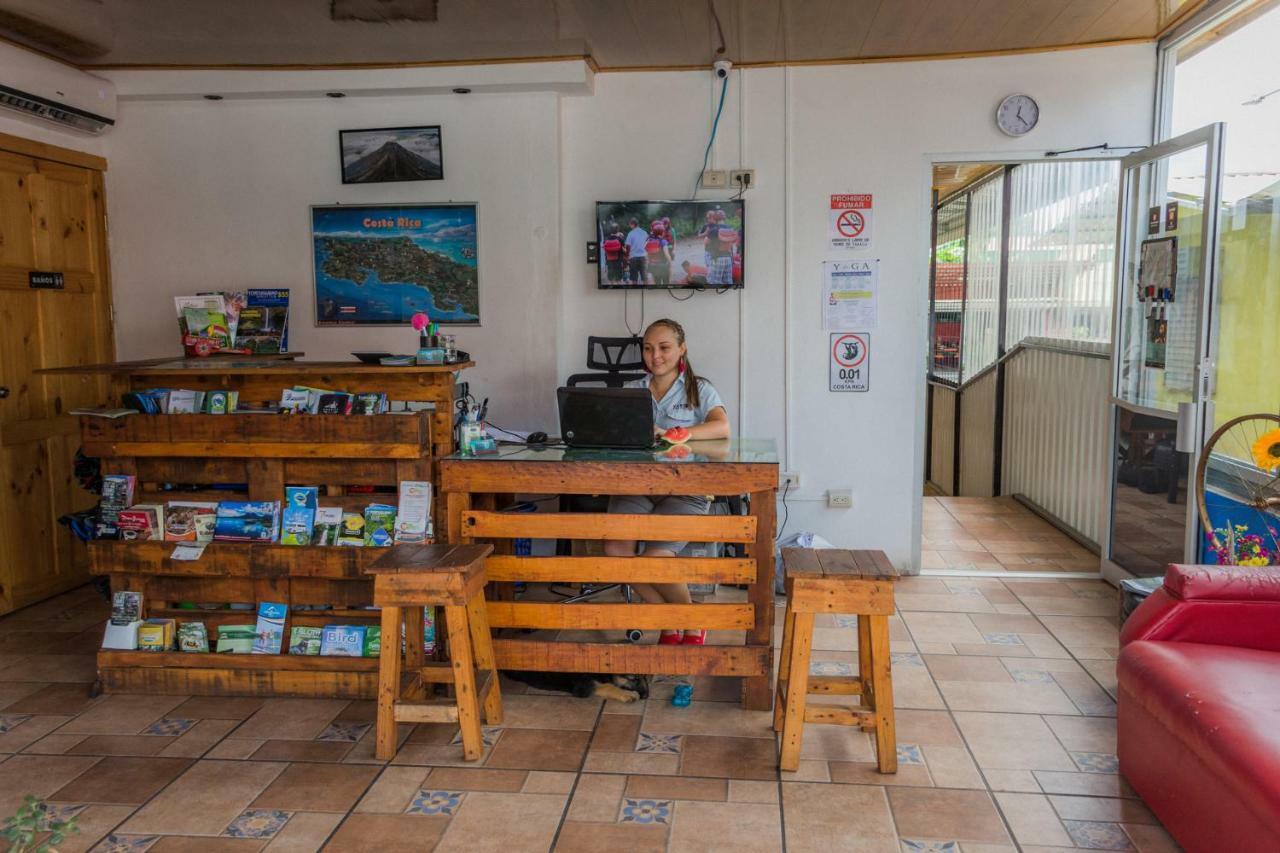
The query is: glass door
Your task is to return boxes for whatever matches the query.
[1105,124,1224,579]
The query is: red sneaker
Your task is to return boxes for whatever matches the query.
[681,629,706,645]
[658,630,682,645]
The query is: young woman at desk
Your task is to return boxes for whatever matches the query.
[603,318,730,646]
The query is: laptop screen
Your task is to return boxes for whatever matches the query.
[557,387,655,449]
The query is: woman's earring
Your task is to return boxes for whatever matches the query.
[678,358,686,375]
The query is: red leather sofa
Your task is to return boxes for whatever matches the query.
[1118,564,1280,853]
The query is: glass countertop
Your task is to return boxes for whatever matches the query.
[444,438,778,465]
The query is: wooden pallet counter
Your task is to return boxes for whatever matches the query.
[51,359,471,699]
[89,541,384,698]
[441,439,779,710]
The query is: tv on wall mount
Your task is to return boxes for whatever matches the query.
[596,199,744,290]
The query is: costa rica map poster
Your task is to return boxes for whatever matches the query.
[312,204,479,326]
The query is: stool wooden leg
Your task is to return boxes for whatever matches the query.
[404,606,425,669]
[445,604,484,761]
[868,613,897,773]
[772,605,797,733]
[857,615,876,733]
[375,605,402,761]
[778,611,814,772]
[465,592,503,726]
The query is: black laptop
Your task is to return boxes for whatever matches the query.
[557,387,655,449]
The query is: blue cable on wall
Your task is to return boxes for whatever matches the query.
[692,74,729,199]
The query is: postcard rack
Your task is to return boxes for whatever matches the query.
[73,360,468,699]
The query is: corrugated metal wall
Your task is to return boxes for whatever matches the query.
[960,178,1004,381]
[1005,161,1120,346]
[1002,345,1111,544]
[958,368,998,498]
[929,384,956,495]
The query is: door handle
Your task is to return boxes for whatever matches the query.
[0,387,9,399]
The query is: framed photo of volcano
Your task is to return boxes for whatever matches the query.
[339,125,443,184]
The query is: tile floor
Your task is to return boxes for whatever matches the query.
[0,573,1177,852]
[922,496,1101,575]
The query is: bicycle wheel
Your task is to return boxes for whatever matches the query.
[1194,412,1280,554]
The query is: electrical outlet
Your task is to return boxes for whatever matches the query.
[730,169,755,190]
[827,489,853,509]
[780,471,800,490]
[701,169,727,188]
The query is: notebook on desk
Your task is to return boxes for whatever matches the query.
[556,386,655,449]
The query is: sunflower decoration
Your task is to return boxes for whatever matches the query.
[1251,428,1280,471]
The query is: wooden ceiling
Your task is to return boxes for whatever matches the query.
[3,0,1205,69]
[933,164,1003,199]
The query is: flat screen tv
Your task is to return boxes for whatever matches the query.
[597,200,744,289]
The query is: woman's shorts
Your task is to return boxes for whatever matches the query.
[606,494,711,554]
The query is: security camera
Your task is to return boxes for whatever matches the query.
[713,60,732,79]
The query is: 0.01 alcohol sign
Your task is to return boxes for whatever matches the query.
[830,333,869,392]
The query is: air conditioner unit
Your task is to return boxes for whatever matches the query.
[0,41,115,134]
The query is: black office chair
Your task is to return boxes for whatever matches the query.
[565,336,646,388]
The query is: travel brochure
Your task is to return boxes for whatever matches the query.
[103,588,435,657]
[100,482,431,546]
[174,289,290,356]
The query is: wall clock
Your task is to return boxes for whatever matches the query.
[996,94,1039,137]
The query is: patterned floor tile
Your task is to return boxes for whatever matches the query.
[316,721,372,742]
[1010,669,1056,684]
[0,713,31,733]
[1071,752,1120,774]
[91,834,161,852]
[40,802,88,821]
[448,726,501,747]
[892,652,926,666]
[222,808,291,838]
[982,633,1025,646]
[901,842,960,853]
[619,798,672,825]
[897,744,926,765]
[405,789,465,816]
[1063,819,1136,849]
[635,732,682,754]
[809,660,854,676]
[142,718,196,737]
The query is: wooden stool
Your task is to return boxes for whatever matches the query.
[774,548,899,773]
[366,543,501,761]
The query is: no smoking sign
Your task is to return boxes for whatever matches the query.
[836,209,865,238]
[830,332,870,392]
[829,194,873,249]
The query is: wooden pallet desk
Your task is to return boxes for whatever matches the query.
[440,439,779,710]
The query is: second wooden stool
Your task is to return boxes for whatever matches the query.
[366,543,501,761]
[775,548,899,773]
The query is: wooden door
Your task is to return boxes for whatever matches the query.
[0,137,114,614]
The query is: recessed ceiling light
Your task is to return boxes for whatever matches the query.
[452,87,471,94]
[326,92,346,98]
[203,94,223,101]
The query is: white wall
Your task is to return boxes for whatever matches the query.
[96,43,1156,568]
[103,93,561,426]
[561,45,1155,566]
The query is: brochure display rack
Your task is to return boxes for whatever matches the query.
[59,359,470,698]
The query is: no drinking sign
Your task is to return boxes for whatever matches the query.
[830,332,870,392]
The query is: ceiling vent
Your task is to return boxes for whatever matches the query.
[0,41,115,134]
